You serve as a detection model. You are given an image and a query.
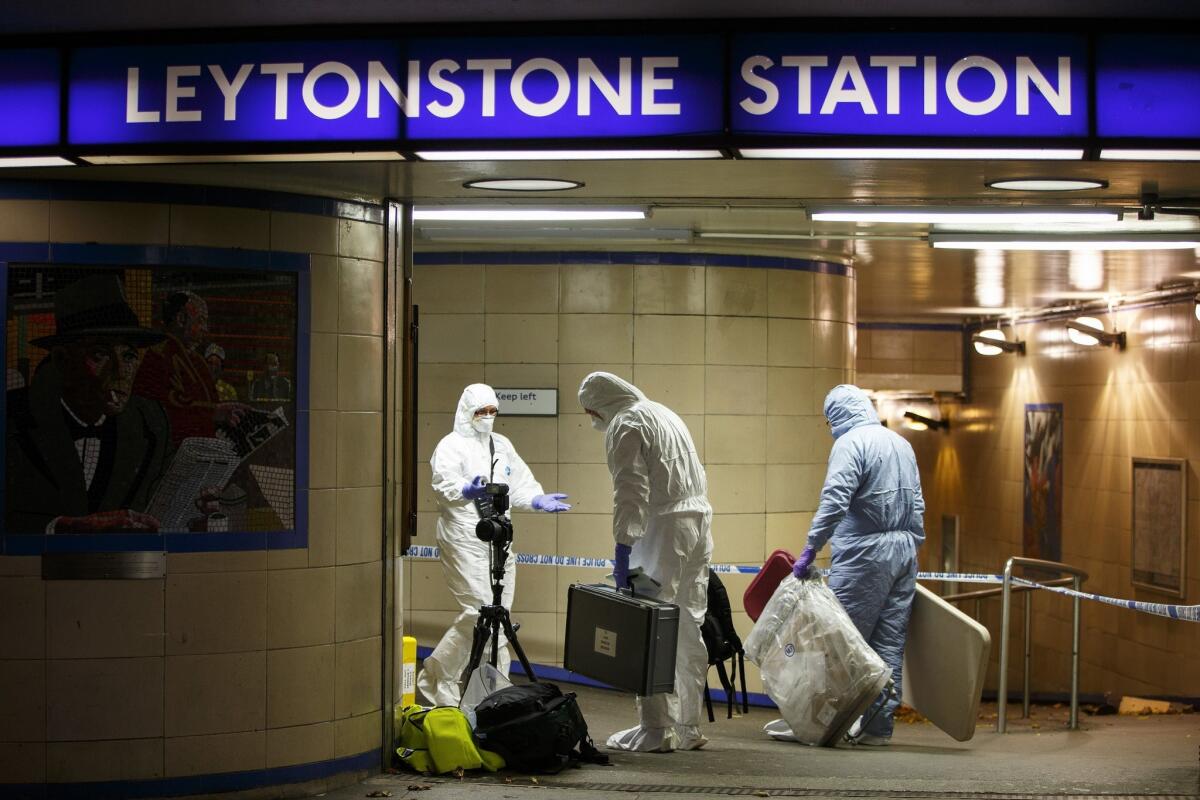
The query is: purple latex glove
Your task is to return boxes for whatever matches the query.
[613,543,632,590]
[532,493,571,512]
[792,546,817,579]
[462,476,488,501]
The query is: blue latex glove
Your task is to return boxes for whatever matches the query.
[532,493,571,512]
[792,545,817,579]
[462,476,488,501]
[613,543,632,590]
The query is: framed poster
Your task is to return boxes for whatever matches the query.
[1023,403,1063,563]
[1131,457,1187,597]
[941,514,960,598]
[2,262,307,553]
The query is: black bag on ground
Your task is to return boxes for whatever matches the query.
[472,682,609,773]
[700,571,750,722]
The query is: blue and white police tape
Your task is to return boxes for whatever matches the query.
[404,546,1199,623]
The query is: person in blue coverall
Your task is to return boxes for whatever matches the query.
[792,384,925,746]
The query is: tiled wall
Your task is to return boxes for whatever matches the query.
[911,301,1200,699]
[404,257,856,699]
[856,326,963,393]
[0,198,388,785]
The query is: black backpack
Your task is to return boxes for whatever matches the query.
[472,682,609,774]
[700,571,749,722]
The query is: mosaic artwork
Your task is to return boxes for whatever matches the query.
[1131,458,1187,597]
[3,265,299,545]
[1023,403,1063,564]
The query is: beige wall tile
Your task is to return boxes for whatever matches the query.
[337,219,383,262]
[51,201,170,245]
[706,316,767,366]
[711,514,766,564]
[560,315,633,363]
[164,731,264,778]
[407,558,457,612]
[0,742,45,783]
[493,416,557,464]
[333,710,381,758]
[766,415,823,464]
[46,580,163,659]
[484,265,559,313]
[813,320,849,368]
[171,205,268,250]
[558,414,604,464]
[268,548,309,570]
[166,551,266,574]
[556,463,615,515]
[335,561,383,642]
[510,611,557,664]
[705,366,767,415]
[416,463,438,513]
[705,464,766,514]
[485,363,559,390]
[309,255,339,334]
[560,264,634,313]
[631,364,705,415]
[558,362,631,402]
[766,464,826,512]
[413,265,484,313]
[48,738,163,782]
[419,364,485,413]
[557,514,613,564]
[767,269,814,319]
[339,258,384,335]
[166,572,266,655]
[0,199,49,241]
[309,332,338,410]
[310,410,337,489]
[268,567,334,649]
[634,315,705,364]
[266,721,334,768]
[870,327,914,360]
[407,608,456,649]
[337,411,382,487]
[0,660,45,741]
[308,489,337,568]
[486,314,558,363]
[634,265,705,314]
[680,413,705,457]
[768,318,814,368]
[165,652,266,737]
[512,562,558,614]
[705,415,766,464]
[706,267,767,316]
[47,657,163,740]
[813,273,853,322]
[334,636,382,719]
[508,511,558,563]
[420,314,484,364]
[418,413,453,461]
[271,210,337,256]
[0,556,40,577]
[337,334,383,411]
[336,487,383,566]
[0,578,44,659]
[914,330,962,361]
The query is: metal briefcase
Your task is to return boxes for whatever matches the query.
[563,583,678,695]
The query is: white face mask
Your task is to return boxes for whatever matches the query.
[472,414,496,434]
[588,413,607,432]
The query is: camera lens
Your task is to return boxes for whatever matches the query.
[475,517,502,542]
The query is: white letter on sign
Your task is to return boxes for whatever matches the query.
[303,62,361,120]
[512,58,570,117]
[165,65,202,122]
[1016,56,1071,116]
[125,67,160,123]
[641,57,680,115]
[261,63,304,120]
[869,56,917,114]
[820,56,877,115]
[427,59,465,118]
[738,55,778,115]
[467,59,513,117]
[781,56,828,114]
[946,55,1007,116]
[208,64,253,121]
[578,57,632,116]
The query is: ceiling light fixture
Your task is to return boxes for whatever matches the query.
[416,149,724,161]
[464,178,583,192]
[972,328,1025,356]
[986,178,1108,192]
[811,206,1119,224]
[903,411,950,432]
[1099,150,1200,162]
[1066,316,1126,349]
[0,156,74,168]
[738,148,1084,160]
[412,207,647,222]
[929,233,1200,251]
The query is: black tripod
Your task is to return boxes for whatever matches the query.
[460,537,538,687]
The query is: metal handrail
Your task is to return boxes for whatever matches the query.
[997,557,1088,733]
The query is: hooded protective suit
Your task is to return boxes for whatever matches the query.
[416,384,546,707]
[807,384,925,740]
[578,372,713,753]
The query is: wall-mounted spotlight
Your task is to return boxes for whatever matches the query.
[1194,294,1200,323]
[1065,316,1126,349]
[972,327,1026,356]
[903,411,950,432]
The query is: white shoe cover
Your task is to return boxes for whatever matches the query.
[674,725,708,750]
[605,725,677,753]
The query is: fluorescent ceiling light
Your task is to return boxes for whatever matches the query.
[413,207,646,222]
[738,148,1084,160]
[987,178,1107,191]
[418,226,691,241]
[811,206,1118,224]
[0,156,73,168]
[464,178,583,192]
[81,152,406,165]
[1099,149,1200,161]
[930,233,1200,251]
[416,149,724,161]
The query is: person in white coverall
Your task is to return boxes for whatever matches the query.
[417,383,571,707]
[578,371,713,753]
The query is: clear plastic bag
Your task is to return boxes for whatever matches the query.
[459,663,513,726]
[744,575,891,746]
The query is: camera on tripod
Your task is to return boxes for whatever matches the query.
[474,482,513,547]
